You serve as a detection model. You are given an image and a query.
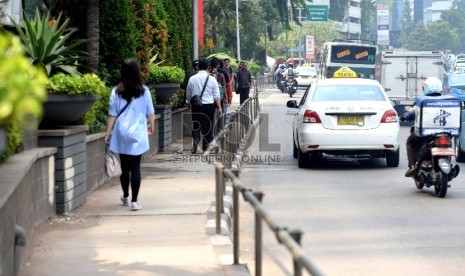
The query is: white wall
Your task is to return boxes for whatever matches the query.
[0,0,22,26]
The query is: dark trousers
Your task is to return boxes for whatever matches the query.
[216,99,226,133]
[119,154,142,202]
[406,128,425,167]
[238,87,250,105]
[191,103,215,151]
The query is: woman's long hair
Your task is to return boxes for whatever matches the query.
[116,58,145,101]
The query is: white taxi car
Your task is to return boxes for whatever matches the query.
[287,77,400,168]
[295,65,318,89]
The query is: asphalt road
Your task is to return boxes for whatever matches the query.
[235,87,465,276]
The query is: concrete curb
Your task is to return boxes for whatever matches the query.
[204,113,261,276]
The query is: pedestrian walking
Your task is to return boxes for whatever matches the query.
[186,59,222,154]
[236,61,252,105]
[218,59,232,128]
[104,58,156,211]
[209,57,227,133]
[224,58,235,94]
[181,60,200,104]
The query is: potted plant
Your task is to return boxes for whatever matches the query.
[10,8,108,127]
[41,73,106,126]
[146,64,185,104]
[0,33,47,161]
[11,9,86,76]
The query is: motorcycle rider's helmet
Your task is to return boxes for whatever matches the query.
[422,77,442,96]
[279,64,285,69]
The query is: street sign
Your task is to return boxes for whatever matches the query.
[306,35,315,59]
[306,5,328,22]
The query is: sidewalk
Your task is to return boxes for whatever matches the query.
[18,138,249,276]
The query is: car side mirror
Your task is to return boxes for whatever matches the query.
[287,100,298,108]
[384,87,391,92]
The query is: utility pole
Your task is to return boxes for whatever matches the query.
[192,0,198,60]
[236,0,241,61]
[298,8,302,65]
[290,1,294,61]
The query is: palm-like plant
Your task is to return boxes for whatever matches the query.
[11,9,87,76]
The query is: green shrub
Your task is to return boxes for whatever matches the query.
[99,0,137,85]
[46,73,106,96]
[0,119,22,163]
[248,62,261,77]
[207,53,239,70]
[146,65,185,84]
[80,87,111,134]
[0,33,46,163]
[169,89,186,110]
[0,33,46,128]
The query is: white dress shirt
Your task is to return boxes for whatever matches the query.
[186,70,220,104]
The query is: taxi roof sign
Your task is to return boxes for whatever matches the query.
[333,67,357,78]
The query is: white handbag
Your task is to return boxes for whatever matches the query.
[105,147,122,178]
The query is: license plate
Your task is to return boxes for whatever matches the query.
[337,115,365,125]
[431,147,455,156]
[301,76,308,79]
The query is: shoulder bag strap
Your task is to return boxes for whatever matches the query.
[116,98,132,118]
[199,76,209,99]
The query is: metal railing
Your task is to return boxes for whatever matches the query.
[206,76,325,276]
[214,164,325,276]
[204,77,261,169]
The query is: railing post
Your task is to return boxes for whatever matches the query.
[215,163,225,234]
[233,182,240,264]
[290,230,303,276]
[254,192,264,276]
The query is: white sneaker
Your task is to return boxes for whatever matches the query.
[120,193,128,206]
[131,202,142,211]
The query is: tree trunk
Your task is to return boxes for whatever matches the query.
[86,0,99,71]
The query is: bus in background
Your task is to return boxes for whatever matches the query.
[319,39,377,79]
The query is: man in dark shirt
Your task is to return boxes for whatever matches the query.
[224,58,234,87]
[235,61,252,105]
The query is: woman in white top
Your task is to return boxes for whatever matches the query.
[105,58,155,211]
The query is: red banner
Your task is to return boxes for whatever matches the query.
[198,0,204,49]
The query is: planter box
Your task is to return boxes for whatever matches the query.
[149,83,180,104]
[0,127,5,154]
[40,94,98,127]
[38,126,88,213]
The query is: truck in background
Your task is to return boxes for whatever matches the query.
[379,50,445,104]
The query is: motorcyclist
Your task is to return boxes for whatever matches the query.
[284,63,298,91]
[275,64,286,88]
[401,77,443,177]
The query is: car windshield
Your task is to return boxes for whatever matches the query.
[449,74,465,86]
[297,67,317,75]
[312,85,386,101]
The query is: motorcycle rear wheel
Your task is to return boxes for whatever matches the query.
[435,171,448,198]
[415,178,424,189]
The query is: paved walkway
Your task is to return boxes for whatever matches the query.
[18,137,248,276]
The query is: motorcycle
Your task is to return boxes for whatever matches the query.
[409,132,460,198]
[285,76,297,97]
[277,73,286,93]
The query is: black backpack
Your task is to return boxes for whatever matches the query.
[287,68,295,77]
